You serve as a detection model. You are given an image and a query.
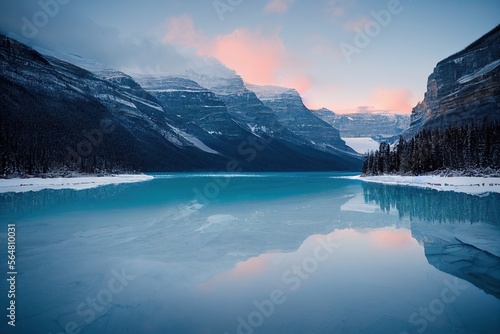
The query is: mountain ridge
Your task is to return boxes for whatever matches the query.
[0,34,363,177]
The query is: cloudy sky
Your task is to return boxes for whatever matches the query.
[1,0,499,113]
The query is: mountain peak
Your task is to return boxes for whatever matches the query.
[438,24,500,67]
[314,107,335,115]
[245,83,297,96]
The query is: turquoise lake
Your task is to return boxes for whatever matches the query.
[0,173,499,334]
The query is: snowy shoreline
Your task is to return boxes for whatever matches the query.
[351,174,500,195]
[0,174,154,193]
[3,173,500,196]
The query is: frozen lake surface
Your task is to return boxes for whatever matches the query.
[0,173,499,334]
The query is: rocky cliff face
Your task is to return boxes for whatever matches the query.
[312,108,337,126]
[135,74,363,171]
[247,84,356,155]
[135,75,327,170]
[404,24,500,138]
[0,35,230,176]
[134,75,248,140]
[176,70,292,139]
[135,66,362,170]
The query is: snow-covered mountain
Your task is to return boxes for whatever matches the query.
[164,68,292,137]
[36,43,363,168]
[1,35,235,176]
[134,73,363,171]
[134,74,318,170]
[134,75,247,139]
[313,107,337,125]
[131,58,362,170]
[1,34,362,176]
[313,109,410,139]
[246,84,357,156]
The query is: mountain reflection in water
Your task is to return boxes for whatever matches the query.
[362,182,500,299]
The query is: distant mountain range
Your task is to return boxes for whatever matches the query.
[0,34,363,177]
[312,109,410,139]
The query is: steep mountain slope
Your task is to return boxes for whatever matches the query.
[1,34,363,175]
[363,25,500,176]
[135,71,363,171]
[134,75,334,171]
[312,108,337,126]
[174,69,299,139]
[246,84,357,156]
[35,47,363,171]
[0,35,227,176]
[403,24,500,138]
[133,76,248,140]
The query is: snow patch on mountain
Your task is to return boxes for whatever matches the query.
[245,83,296,100]
[167,125,220,155]
[121,92,164,111]
[35,46,111,73]
[458,59,500,84]
[96,94,137,109]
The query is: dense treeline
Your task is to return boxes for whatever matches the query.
[362,122,500,175]
[0,99,136,178]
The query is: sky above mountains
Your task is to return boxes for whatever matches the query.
[1,0,499,113]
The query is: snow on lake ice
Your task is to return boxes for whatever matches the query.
[353,174,500,195]
[0,174,153,193]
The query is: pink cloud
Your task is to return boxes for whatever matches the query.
[198,254,271,291]
[205,28,287,85]
[302,86,416,114]
[264,0,294,14]
[283,75,313,93]
[206,28,313,92]
[368,88,415,113]
[163,16,312,94]
[301,83,341,110]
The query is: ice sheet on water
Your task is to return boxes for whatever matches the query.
[195,214,238,232]
[3,174,500,333]
[351,174,500,195]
